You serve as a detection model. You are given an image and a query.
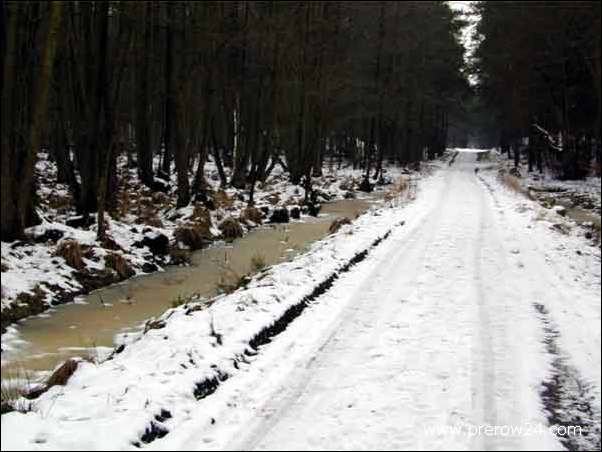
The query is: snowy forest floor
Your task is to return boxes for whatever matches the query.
[483,150,601,239]
[1,154,411,333]
[1,150,600,450]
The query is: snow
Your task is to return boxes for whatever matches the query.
[450,147,491,153]
[0,188,409,450]
[492,150,601,216]
[2,151,599,450]
[1,151,405,320]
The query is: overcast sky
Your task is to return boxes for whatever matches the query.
[448,1,479,85]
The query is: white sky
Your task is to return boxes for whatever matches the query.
[448,1,480,85]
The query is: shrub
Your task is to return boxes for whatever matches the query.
[339,178,355,191]
[54,239,84,270]
[289,206,301,220]
[136,233,170,257]
[509,167,522,178]
[270,207,290,223]
[219,217,244,240]
[358,178,373,192]
[1,261,8,272]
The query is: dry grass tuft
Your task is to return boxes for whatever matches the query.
[191,206,213,238]
[169,247,192,265]
[240,207,263,225]
[101,235,122,251]
[136,200,164,228]
[329,216,352,234]
[171,293,193,308]
[265,192,281,206]
[499,173,534,200]
[384,176,410,203]
[105,252,135,279]
[214,190,235,209]
[219,217,244,240]
[1,370,34,414]
[174,225,207,250]
[217,272,248,295]
[213,252,249,294]
[151,191,171,206]
[250,253,267,272]
[192,205,211,223]
[47,193,73,213]
[25,358,80,400]
[143,318,166,333]
[116,188,133,219]
[45,358,79,388]
[139,214,164,229]
[54,239,84,270]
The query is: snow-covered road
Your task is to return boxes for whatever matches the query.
[2,151,599,451]
[152,152,600,451]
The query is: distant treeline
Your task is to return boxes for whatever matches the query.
[474,1,601,178]
[1,1,467,241]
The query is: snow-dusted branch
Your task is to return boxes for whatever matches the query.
[532,123,563,151]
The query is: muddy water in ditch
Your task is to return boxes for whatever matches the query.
[566,206,601,231]
[1,196,381,380]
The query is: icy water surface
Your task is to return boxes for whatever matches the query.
[1,196,381,380]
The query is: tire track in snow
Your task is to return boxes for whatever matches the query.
[243,157,513,450]
[477,172,601,451]
[470,172,498,450]
[223,172,457,451]
[153,156,595,451]
[147,173,455,450]
[533,303,601,451]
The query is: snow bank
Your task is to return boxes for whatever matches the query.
[1,150,406,329]
[0,197,411,450]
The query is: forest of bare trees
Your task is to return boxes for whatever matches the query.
[474,1,601,179]
[1,1,467,242]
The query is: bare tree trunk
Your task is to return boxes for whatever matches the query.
[162,2,174,176]
[135,2,154,188]
[1,2,62,241]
